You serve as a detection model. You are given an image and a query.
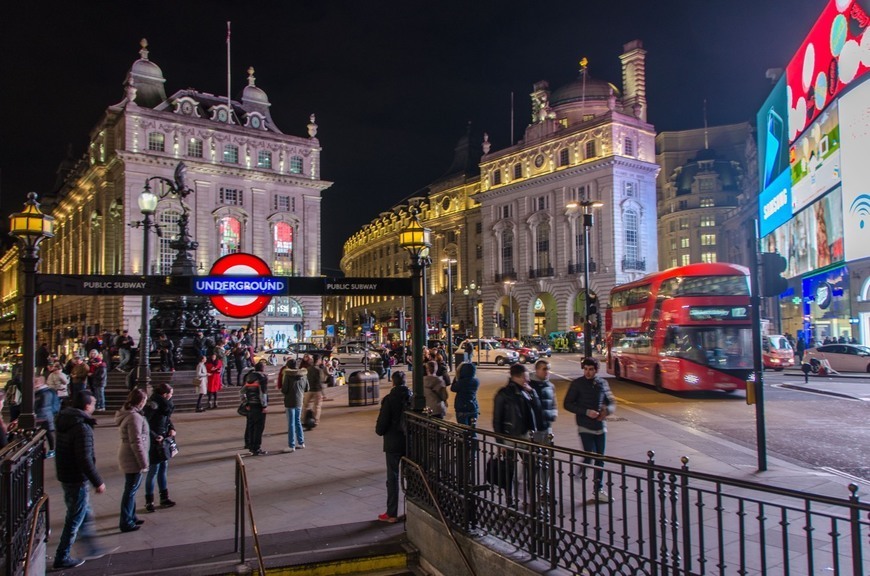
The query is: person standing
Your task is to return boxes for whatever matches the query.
[563,357,616,504]
[464,340,474,364]
[280,359,309,452]
[53,391,109,570]
[47,361,70,407]
[157,334,175,372]
[450,362,480,426]
[529,359,557,444]
[115,389,149,532]
[87,352,107,411]
[69,355,90,397]
[143,383,176,512]
[205,352,223,409]
[36,342,50,377]
[423,360,447,418]
[233,343,248,387]
[241,360,269,455]
[3,365,23,422]
[303,354,326,426]
[116,330,135,371]
[34,378,60,458]
[195,356,208,412]
[375,371,412,523]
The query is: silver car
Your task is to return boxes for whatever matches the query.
[803,343,870,373]
[458,339,519,366]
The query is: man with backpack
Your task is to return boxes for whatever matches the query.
[375,371,412,523]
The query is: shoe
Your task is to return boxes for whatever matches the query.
[282,447,295,453]
[83,545,119,560]
[377,513,398,523]
[145,495,156,513]
[296,444,305,449]
[594,490,612,503]
[134,519,145,525]
[213,403,219,409]
[195,408,205,413]
[159,489,176,508]
[53,557,85,569]
[45,450,55,459]
[120,525,141,533]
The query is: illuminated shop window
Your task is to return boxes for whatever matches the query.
[219,216,241,256]
[273,222,293,274]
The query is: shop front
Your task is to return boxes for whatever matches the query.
[802,265,853,347]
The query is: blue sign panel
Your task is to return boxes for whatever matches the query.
[759,170,793,237]
[194,276,288,296]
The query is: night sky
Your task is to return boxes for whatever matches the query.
[0,1,825,272]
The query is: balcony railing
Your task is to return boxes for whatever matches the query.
[568,261,596,275]
[622,257,646,271]
[494,271,518,283]
[528,267,554,279]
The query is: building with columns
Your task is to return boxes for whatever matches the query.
[0,40,330,357]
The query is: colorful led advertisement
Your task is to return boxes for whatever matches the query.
[786,0,870,144]
[757,76,790,191]
[840,78,870,261]
[759,170,793,237]
[789,104,841,213]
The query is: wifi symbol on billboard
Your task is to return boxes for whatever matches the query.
[850,195,870,229]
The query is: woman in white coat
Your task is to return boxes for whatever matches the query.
[195,356,208,413]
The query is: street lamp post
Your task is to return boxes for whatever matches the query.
[130,188,160,390]
[400,207,431,412]
[442,258,457,371]
[504,280,516,339]
[462,282,481,364]
[568,199,604,359]
[9,192,55,430]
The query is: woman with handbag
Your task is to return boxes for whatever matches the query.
[194,356,208,412]
[143,383,177,512]
[115,389,149,532]
[205,352,223,409]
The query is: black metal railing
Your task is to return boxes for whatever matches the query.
[234,454,265,576]
[1,430,48,576]
[494,271,518,283]
[622,257,646,271]
[528,267,555,279]
[568,261,597,274]
[403,413,869,576]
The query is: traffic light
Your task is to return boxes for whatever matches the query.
[760,252,788,297]
[587,295,599,317]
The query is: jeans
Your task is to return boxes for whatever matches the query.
[385,452,402,517]
[455,412,478,426]
[145,460,168,497]
[579,432,607,492]
[285,408,304,447]
[245,406,266,451]
[56,482,96,561]
[91,385,105,410]
[120,472,143,528]
[119,348,131,369]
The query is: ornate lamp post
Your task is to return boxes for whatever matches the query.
[442,258,457,371]
[400,208,431,411]
[130,188,159,390]
[504,280,516,339]
[9,192,55,430]
[462,282,482,337]
[568,199,603,358]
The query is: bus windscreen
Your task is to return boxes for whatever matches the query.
[663,326,752,369]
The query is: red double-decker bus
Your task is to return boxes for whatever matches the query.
[605,263,752,393]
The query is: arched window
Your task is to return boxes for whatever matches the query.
[624,210,639,263]
[273,222,293,274]
[158,210,181,274]
[502,230,514,274]
[219,216,241,256]
[537,223,550,270]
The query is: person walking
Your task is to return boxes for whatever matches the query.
[115,389,149,533]
[53,390,111,570]
[194,356,208,412]
[143,383,177,512]
[241,360,269,455]
[116,329,135,371]
[375,371,413,523]
[205,352,223,409]
[423,360,447,418]
[46,361,70,408]
[450,361,480,426]
[303,354,326,426]
[529,359,557,444]
[280,358,309,452]
[563,357,616,504]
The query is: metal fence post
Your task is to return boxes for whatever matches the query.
[848,484,863,576]
[646,451,659,576]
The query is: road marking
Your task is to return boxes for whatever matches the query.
[819,467,870,486]
[772,382,868,402]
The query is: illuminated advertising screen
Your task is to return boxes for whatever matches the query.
[764,186,845,278]
[786,0,870,144]
[759,170,793,237]
[789,104,841,212]
[802,265,850,324]
[839,78,870,261]
[757,76,790,191]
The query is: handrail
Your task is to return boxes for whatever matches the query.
[233,454,265,575]
[401,457,476,576]
[21,494,49,575]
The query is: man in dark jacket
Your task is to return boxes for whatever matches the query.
[375,371,412,523]
[242,361,269,455]
[281,360,309,452]
[529,359,557,444]
[303,354,326,426]
[53,391,109,570]
[563,357,616,504]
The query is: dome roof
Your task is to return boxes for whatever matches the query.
[674,150,741,194]
[130,39,165,83]
[241,67,270,106]
[551,75,620,106]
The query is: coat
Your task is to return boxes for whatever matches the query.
[563,375,615,433]
[493,381,544,441]
[144,393,175,464]
[195,362,208,395]
[375,384,412,454]
[54,407,103,487]
[281,368,309,408]
[450,362,480,416]
[423,374,447,416]
[529,377,558,431]
[115,406,150,473]
[206,359,223,393]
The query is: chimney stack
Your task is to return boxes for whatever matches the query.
[619,39,647,122]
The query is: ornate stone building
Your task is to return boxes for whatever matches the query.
[0,40,330,357]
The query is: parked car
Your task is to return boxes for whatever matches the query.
[524,336,553,357]
[495,338,539,364]
[803,343,870,373]
[331,344,383,372]
[253,348,292,366]
[457,339,519,366]
[285,342,331,358]
[762,335,795,371]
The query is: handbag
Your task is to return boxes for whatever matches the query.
[237,399,249,416]
[485,455,512,491]
[163,437,179,459]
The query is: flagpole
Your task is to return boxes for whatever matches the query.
[227,21,232,124]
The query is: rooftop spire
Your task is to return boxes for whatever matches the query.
[703,98,709,150]
[139,38,149,60]
[247,66,256,87]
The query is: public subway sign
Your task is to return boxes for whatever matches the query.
[207,253,274,318]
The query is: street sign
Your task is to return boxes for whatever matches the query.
[208,253,273,318]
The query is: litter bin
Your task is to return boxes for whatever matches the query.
[348,370,380,406]
[367,356,385,378]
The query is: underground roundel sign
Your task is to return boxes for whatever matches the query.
[208,253,274,318]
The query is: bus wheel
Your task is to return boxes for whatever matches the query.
[613,361,622,380]
[654,368,664,392]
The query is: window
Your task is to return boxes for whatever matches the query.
[501,205,512,219]
[258,150,272,169]
[536,196,548,211]
[701,234,716,246]
[476,244,483,259]
[446,230,457,244]
[187,138,203,158]
[158,211,180,273]
[670,239,677,250]
[679,200,688,210]
[289,156,304,174]
[274,195,291,211]
[700,216,716,227]
[624,210,639,262]
[624,138,634,156]
[700,197,715,207]
[502,230,514,273]
[273,222,293,274]
[701,252,717,263]
[536,224,550,269]
[148,132,165,152]
[475,222,482,234]
[223,144,239,164]
[680,237,690,249]
[492,169,502,185]
[559,148,570,166]
[585,140,596,158]
[220,188,243,206]
[679,218,689,230]
[513,164,522,179]
[681,254,691,266]
[219,216,241,256]
[699,178,715,191]
[670,258,678,268]
[625,182,636,197]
